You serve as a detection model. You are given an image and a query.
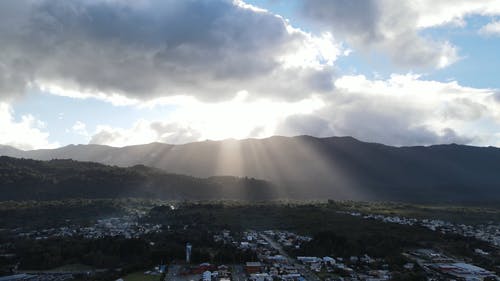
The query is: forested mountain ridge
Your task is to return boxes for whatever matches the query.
[0,156,277,201]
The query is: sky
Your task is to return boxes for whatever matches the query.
[1,0,500,150]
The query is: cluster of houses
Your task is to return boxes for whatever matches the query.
[182,264,232,281]
[269,231,312,249]
[406,248,499,280]
[340,211,500,247]
[213,230,404,281]
[214,230,311,280]
[12,216,162,240]
[265,230,405,281]
[434,222,500,247]
[295,255,393,281]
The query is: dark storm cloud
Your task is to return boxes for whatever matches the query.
[0,0,337,102]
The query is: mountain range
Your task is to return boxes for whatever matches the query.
[1,135,500,202]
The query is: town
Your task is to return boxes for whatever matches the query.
[162,229,498,281]
[1,202,500,281]
[339,211,500,248]
[12,216,162,241]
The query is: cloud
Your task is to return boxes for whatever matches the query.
[0,102,58,150]
[275,114,333,137]
[88,93,325,146]
[71,121,89,137]
[89,120,201,147]
[274,74,499,146]
[299,0,500,69]
[412,1,500,28]
[85,74,500,147]
[479,20,500,36]
[0,0,343,103]
[320,106,475,146]
[2,0,498,149]
[494,91,500,103]
[149,122,202,144]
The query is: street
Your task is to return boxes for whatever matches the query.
[260,233,321,281]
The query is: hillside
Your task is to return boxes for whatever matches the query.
[1,136,500,202]
[0,156,277,201]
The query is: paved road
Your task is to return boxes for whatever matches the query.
[260,233,292,260]
[260,233,321,281]
[231,265,246,281]
[164,265,180,281]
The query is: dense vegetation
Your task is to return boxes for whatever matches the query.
[7,231,255,270]
[144,202,500,268]
[0,199,124,229]
[0,157,277,201]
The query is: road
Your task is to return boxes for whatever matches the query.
[260,233,321,281]
[164,265,180,281]
[231,265,246,281]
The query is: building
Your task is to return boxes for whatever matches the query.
[191,263,216,274]
[249,273,272,281]
[297,256,322,264]
[186,243,192,263]
[434,262,498,280]
[245,262,263,274]
[202,271,212,281]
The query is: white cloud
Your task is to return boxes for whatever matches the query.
[71,121,89,137]
[88,93,325,146]
[89,119,205,147]
[274,74,500,146]
[38,82,139,106]
[412,0,500,28]
[479,20,500,36]
[0,102,58,150]
[90,121,169,147]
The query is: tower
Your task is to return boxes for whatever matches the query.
[186,242,192,264]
